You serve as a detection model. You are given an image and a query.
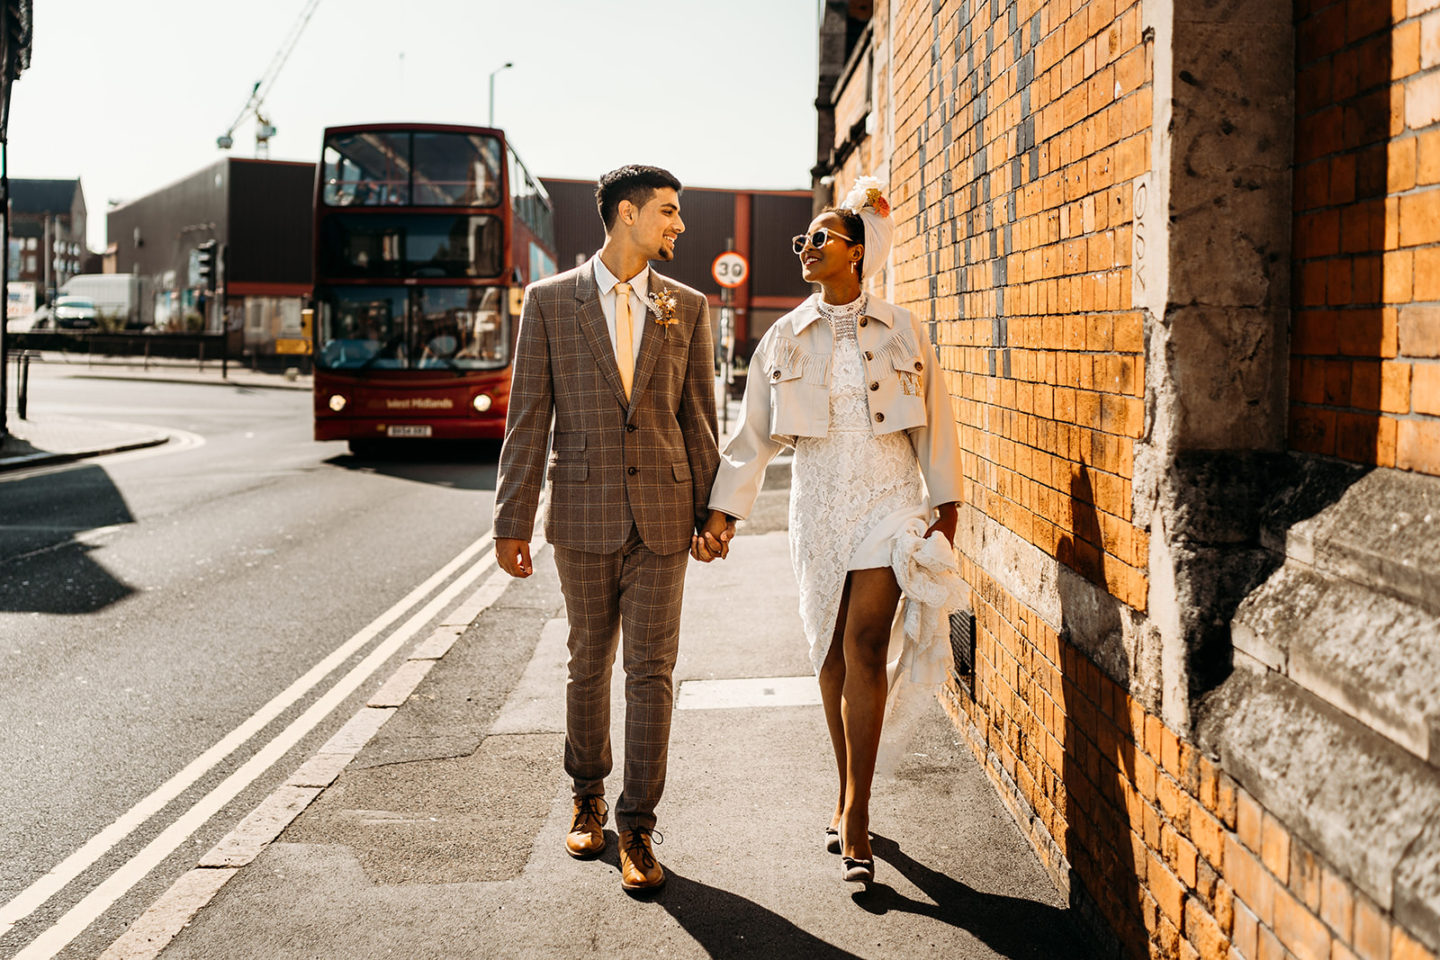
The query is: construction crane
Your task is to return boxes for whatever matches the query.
[216,0,323,157]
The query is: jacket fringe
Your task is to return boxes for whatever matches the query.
[767,337,831,385]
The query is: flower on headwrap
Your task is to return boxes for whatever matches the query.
[840,175,891,219]
[838,176,895,281]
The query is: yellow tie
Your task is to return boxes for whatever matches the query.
[614,281,634,399]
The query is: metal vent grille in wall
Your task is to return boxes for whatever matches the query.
[949,609,976,692]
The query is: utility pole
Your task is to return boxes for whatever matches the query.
[0,0,33,444]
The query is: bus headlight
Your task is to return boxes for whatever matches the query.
[472,393,493,413]
[328,394,347,412]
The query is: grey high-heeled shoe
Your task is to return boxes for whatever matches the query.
[841,856,874,883]
[824,827,841,854]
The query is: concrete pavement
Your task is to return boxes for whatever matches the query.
[104,461,1093,959]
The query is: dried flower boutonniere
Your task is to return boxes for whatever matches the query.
[647,289,680,334]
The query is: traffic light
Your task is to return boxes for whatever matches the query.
[197,240,217,291]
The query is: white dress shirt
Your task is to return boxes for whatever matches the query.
[591,255,648,367]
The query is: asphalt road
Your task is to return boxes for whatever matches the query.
[0,368,506,959]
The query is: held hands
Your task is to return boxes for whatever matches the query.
[496,537,533,578]
[691,510,737,563]
[924,502,959,547]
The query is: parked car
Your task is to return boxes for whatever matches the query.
[53,296,98,329]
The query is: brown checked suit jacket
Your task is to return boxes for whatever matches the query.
[494,261,720,556]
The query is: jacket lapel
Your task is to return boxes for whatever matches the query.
[626,273,670,412]
[572,265,628,409]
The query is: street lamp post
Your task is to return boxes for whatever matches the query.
[488,62,513,128]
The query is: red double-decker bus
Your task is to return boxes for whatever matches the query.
[310,122,557,453]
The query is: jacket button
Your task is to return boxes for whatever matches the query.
[626,424,636,432]
[915,360,923,371]
[772,369,781,380]
[874,412,885,423]
[869,381,879,391]
[864,351,874,361]
[859,317,868,327]
[627,466,638,475]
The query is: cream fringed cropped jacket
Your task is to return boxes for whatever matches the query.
[707,294,965,521]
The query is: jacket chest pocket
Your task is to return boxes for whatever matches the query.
[866,351,926,432]
[766,356,827,438]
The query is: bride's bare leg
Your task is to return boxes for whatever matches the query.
[818,575,853,830]
[838,566,903,862]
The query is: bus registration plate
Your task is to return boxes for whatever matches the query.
[386,425,432,438]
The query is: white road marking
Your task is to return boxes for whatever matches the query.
[93,556,535,960]
[0,529,495,941]
[11,548,504,960]
[0,426,206,484]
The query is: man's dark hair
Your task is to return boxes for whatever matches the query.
[595,165,682,230]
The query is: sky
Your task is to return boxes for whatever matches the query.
[7,0,821,252]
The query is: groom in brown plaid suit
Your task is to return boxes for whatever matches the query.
[494,165,719,892]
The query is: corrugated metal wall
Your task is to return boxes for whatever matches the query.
[227,160,314,285]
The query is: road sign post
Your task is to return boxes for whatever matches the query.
[712,251,748,434]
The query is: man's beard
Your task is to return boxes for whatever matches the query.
[653,243,674,261]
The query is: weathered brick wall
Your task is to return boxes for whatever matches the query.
[1290,0,1440,475]
[890,0,1150,609]
[861,1,1440,959]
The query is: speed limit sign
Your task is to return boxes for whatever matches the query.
[712,251,749,288]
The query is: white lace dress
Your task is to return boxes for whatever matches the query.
[790,296,927,672]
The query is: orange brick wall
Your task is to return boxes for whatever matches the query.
[870,0,1440,958]
[947,566,1438,960]
[889,0,1151,611]
[1289,0,1440,475]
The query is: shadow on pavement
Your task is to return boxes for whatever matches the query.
[655,867,866,959]
[854,834,1093,960]
[324,440,501,491]
[0,463,137,613]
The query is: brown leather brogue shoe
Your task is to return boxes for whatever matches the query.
[618,827,665,891]
[565,795,607,859]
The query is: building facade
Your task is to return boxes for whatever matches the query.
[816,2,1440,959]
[540,178,815,356]
[107,158,314,352]
[8,178,87,303]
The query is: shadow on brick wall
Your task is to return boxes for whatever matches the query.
[1057,464,1149,959]
[1289,0,1398,470]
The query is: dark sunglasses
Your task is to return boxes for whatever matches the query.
[791,227,856,255]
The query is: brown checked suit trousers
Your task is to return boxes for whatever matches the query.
[494,262,719,831]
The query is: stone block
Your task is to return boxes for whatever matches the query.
[1394,810,1440,954]
[1200,670,1440,912]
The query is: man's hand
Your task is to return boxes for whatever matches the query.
[496,537,533,578]
[691,510,737,562]
[924,503,959,547]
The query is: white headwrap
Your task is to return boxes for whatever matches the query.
[839,175,893,281]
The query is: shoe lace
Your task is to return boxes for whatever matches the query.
[571,796,607,832]
[624,827,662,869]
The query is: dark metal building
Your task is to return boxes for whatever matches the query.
[107,158,313,352]
[541,178,814,354]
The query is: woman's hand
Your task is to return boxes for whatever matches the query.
[691,510,737,562]
[924,502,958,547]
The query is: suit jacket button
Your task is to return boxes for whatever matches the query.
[772,370,781,380]
[626,424,637,432]
[915,360,924,371]
[869,381,879,391]
[859,317,868,327]
[864,351,874,361]
[874,412,885,423]
[628,466,638,475]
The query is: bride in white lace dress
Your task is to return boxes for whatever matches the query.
[699,181,965,884]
